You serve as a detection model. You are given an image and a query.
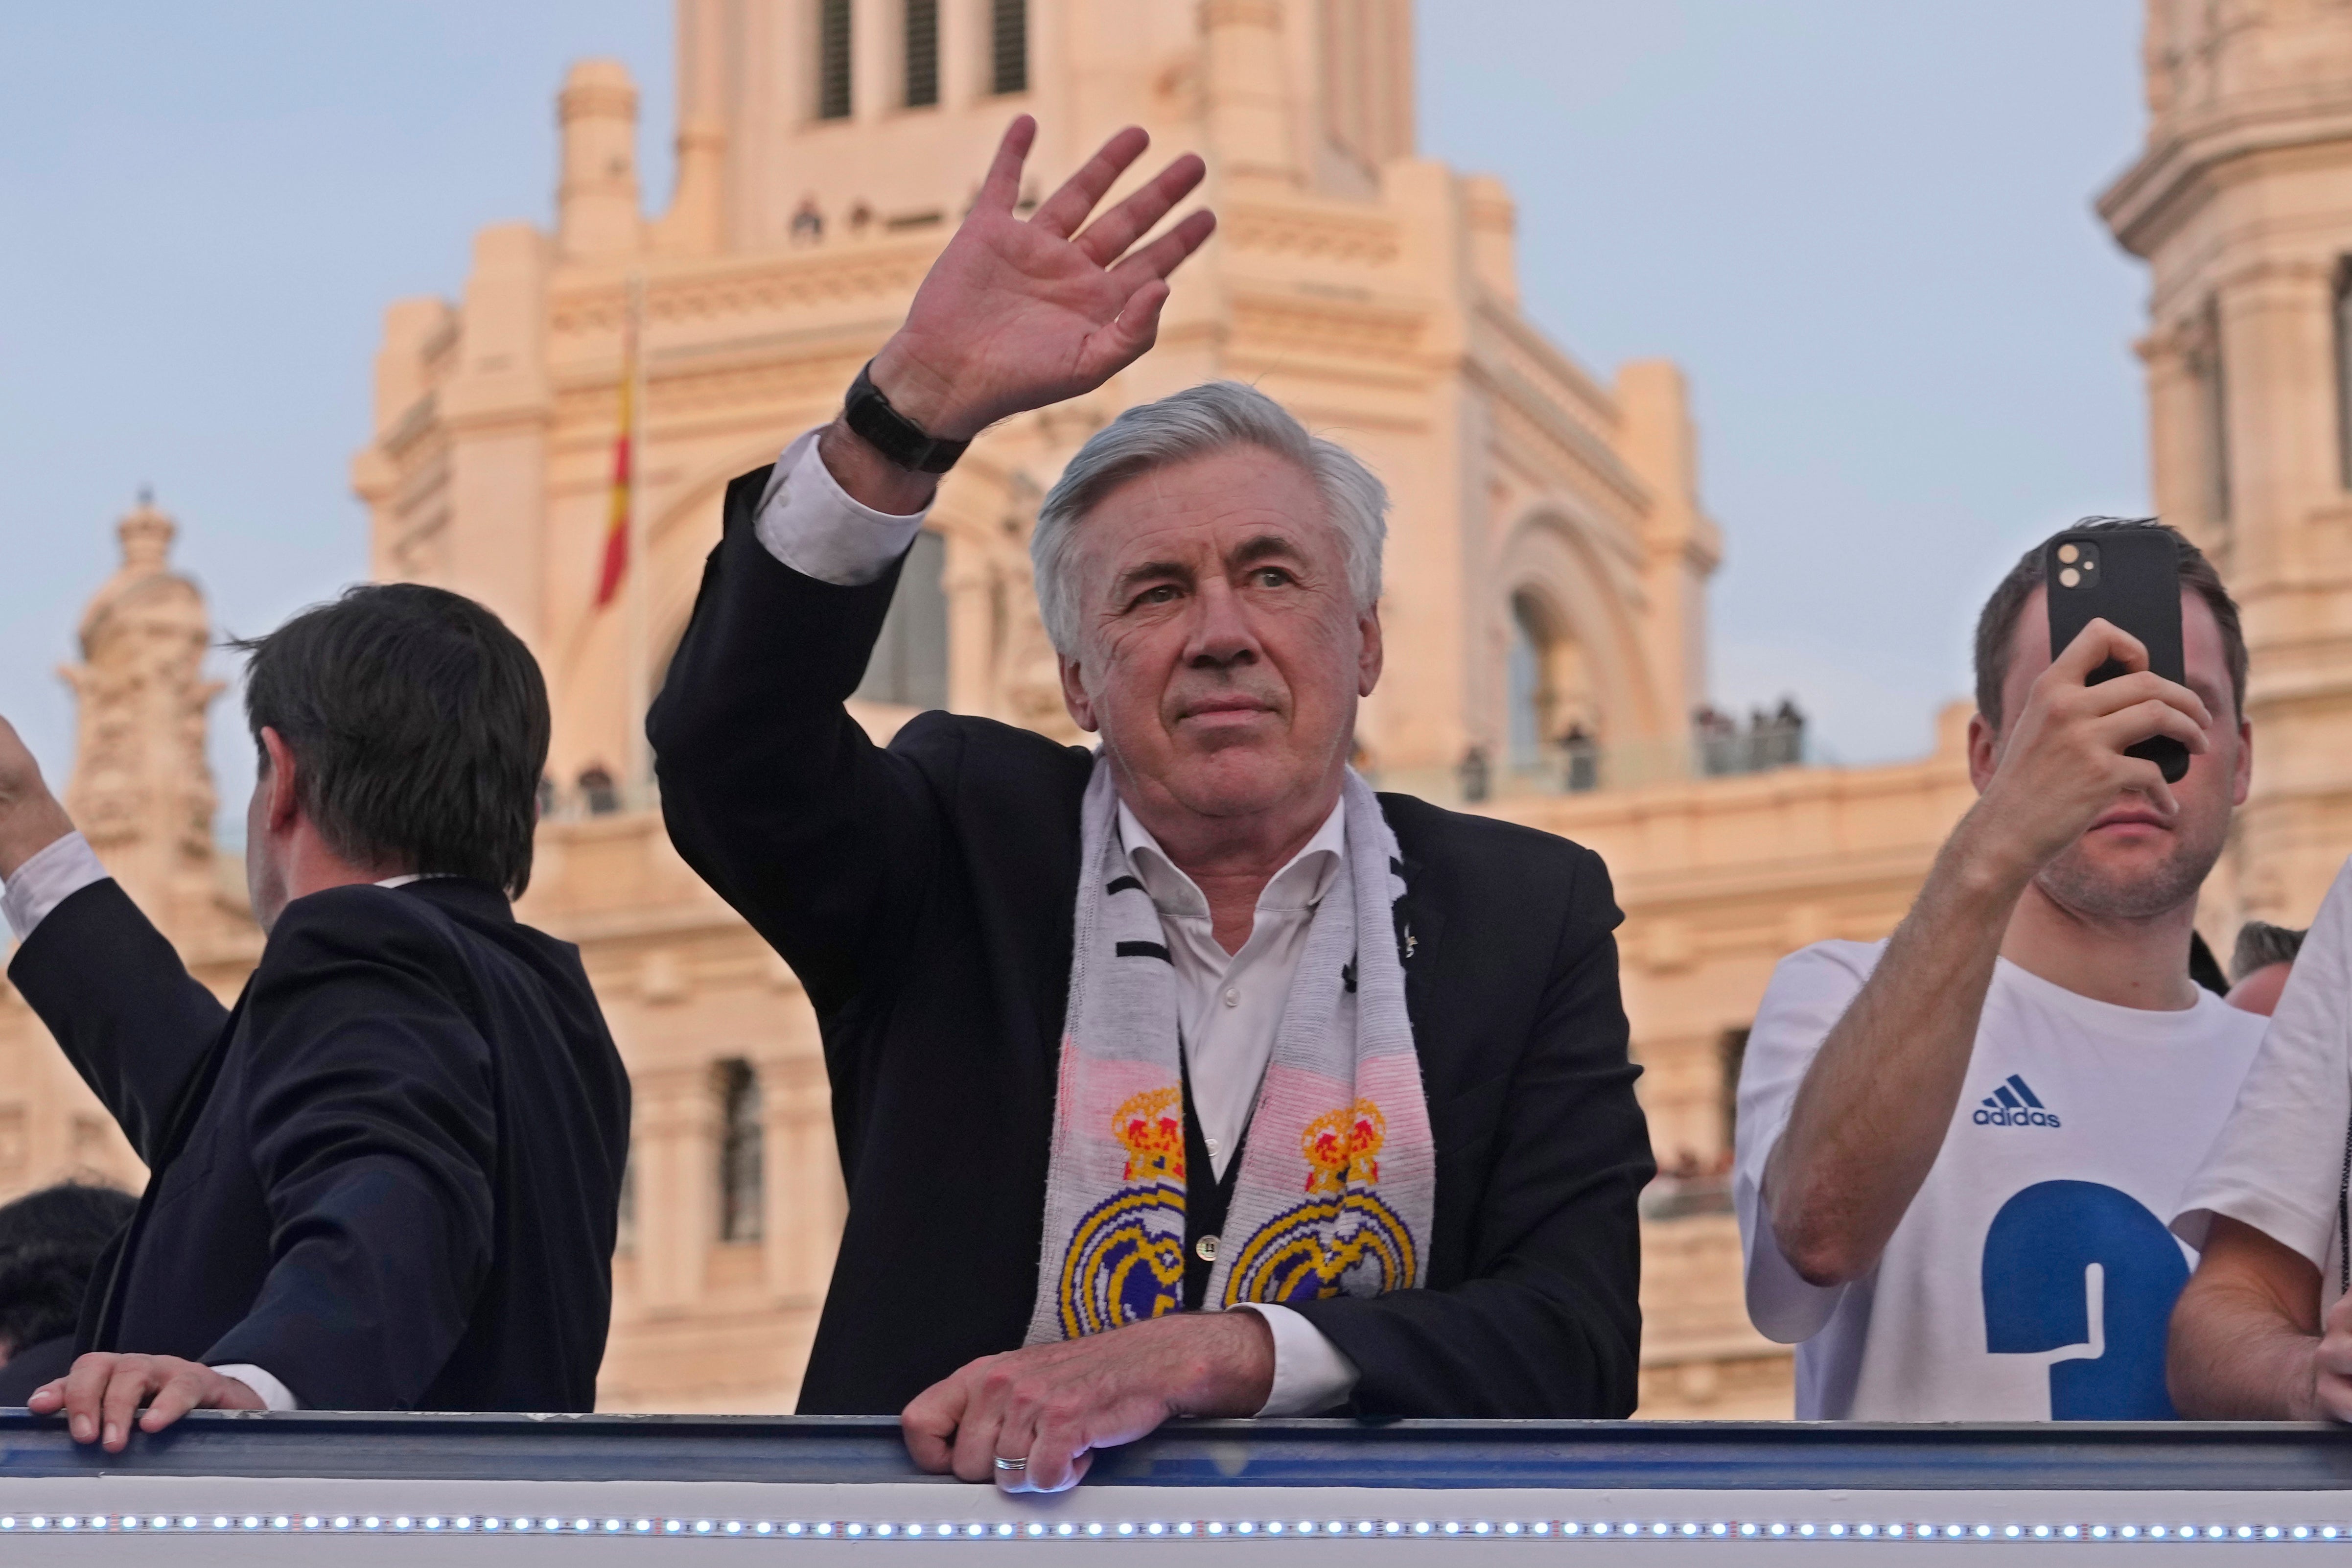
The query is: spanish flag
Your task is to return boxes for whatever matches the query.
[593,310,637,609]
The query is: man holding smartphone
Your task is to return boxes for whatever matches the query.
[1734,519,2260,1419]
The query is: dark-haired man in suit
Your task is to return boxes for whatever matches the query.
[0,584,629,1450]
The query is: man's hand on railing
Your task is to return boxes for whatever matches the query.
[28,1353,266,1452]
[820,116,1216,514]
[901,1310,1273,1494]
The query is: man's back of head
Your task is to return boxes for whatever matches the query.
[233,585,550,923]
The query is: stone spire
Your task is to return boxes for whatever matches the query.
[59,494,228,942]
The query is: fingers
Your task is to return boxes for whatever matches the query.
[1030,126,1152,239]
[1106,208,1219,291]
[24,1378,65,1413]
[2073,667,2212,734]
[1073,153,1208,265]
[975,115,1039,213]
[2052,616,2148,680]
[1014,1411,1088,1494]
[138,1365,214,1435]
[98,1358,162,1453]
[1074,281,1173,386]
[950,1369,1012,1484]
[57,1353,119,1445]
[899,1378,967,1474]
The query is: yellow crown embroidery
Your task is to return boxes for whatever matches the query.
[1301,1099,1385,1194]
[1113,1086,1186,1182]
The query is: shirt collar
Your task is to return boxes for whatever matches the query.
[1116,796,1348,922]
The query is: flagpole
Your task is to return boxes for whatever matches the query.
[623,271,652,809]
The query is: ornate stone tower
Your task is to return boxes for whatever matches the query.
[2099,0,2352,927]
[58,496,234,949]
[0,498,259,1204]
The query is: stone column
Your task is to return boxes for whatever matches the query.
[943,532,995,718]
[763,1051,845,1308]
[632,1062,721,1315]
[1202,0,1300,187]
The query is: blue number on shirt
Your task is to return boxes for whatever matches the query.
[1980,1179,2189,1420]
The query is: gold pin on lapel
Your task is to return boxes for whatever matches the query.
[1403,926,1417,960]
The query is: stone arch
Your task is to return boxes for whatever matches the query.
[1492,501,1664,761]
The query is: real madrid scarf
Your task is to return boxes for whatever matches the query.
[1023,758,1435,1345]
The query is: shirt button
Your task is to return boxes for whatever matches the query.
[1195,1234,1220,1263]
[1206,1136,1222,1158]
[1222,987,1239,1007]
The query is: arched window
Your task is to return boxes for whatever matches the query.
[716,1059,764,1242]
[857,528,950,710]
[816,0,853,121]
[1506,589,1597,777]
[990,0,1028,95]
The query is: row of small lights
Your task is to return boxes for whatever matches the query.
[0,1513,2343,1543]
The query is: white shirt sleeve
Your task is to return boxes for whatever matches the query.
[1732,940,1880,1344]
[1234,1302,1360,1415]
[0,831,109,943]
[752,426,933,586]
[2172,855,2352,1290]
[209,1363,302,1412]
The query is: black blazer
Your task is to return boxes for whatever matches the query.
[7,875,630,1411]
[652,467,1654,1419]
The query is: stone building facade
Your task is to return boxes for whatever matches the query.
[5,0,2349,1422]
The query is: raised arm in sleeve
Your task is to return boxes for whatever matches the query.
[1283,848,1653,1417]
[6,875,232,1164]
[648,439,955,1016]
[198,889,497,1409]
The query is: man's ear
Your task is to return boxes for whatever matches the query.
[1966,711,1998,795]
[259,727,302,833]
[1058,655,1099,733]
[1357,605,1384,698]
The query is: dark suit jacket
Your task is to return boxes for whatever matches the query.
[7,875,630,1411]
[651,466,1654,1419]
[0,1335,77,1406]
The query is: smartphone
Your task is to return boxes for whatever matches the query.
[2043,529,2189,783]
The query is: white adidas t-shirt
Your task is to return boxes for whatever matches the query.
[1734,940,2266,1421]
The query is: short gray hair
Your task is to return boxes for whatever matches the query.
[1029,381,1388,655]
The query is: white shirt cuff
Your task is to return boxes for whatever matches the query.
[1235,1303,1360,1415]
[753,426,932,586]
[210,1363,302,1412]
[0,831,108,943]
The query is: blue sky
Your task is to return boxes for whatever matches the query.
[0,2,2148,832]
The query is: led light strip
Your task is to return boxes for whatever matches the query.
[0,1512,2343,1543]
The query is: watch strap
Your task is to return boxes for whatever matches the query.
[843,361,970,475]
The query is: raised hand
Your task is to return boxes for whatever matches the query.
[1965,616,2212,882]
[0,713,73,880]
[866,117,1215,444]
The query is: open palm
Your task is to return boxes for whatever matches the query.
[870,117,1216,441]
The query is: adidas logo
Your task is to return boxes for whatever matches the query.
[1972,1073,2062,1129]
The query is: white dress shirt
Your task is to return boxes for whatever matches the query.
[758,429,1362,1415]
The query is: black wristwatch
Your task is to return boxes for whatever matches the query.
[842,361,970,475]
